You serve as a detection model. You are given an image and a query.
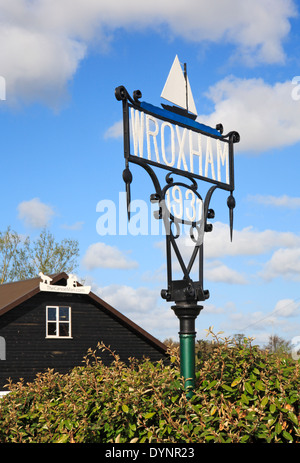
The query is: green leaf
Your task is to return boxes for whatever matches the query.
[210,406,218,416]
[255,380,265,391]
[240,435,250,443]
[282,430,293,442]
[288,411,299,426]
[270,403,276,414]
[54,434,69,443]
[241,393,249,405]
[275,422,282,434]
[205,435,216,442]
[275,398,283,409]
[246,412,255,421]
[222,384,234,392]
[144,412,156,420]
[231,377,242,387]
[159,419,166,428]
[122,404,129,413]
[261,396,268,408]
[206,380,218,390]
[268,418,275,428]
[244,382,253,395]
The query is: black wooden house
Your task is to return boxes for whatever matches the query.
[0,272,167,391]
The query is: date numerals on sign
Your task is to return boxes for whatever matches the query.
[165,185,203,224]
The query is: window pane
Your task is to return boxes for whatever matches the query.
[59,323,69,337]
[59,307,69,322]
[59,307,69,321]
[48,307,57,321]
[48,322,57,336]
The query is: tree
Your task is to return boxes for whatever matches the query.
[0,227,79,284]
[29,228,79,277]
[0,227,30,284]
[264,334,291,356]
[233,333,247,347]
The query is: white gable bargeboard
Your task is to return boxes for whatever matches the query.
[39,273,91,294]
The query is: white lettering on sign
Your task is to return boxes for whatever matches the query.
[130,108,229,184]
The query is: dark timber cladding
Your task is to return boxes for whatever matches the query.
[0,273,167,389]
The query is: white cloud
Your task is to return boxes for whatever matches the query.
[61,221,84,230]
[107,76,300,155]
[224,298,300,344]
[199,76,300,153]
[17,197,55,228]
[82,242,138,270]
[104,120,123,139]
[0,24,85,107]
[93,282,178,339]
[228,310,278,333]
[0,0,296,106]
[273,298,300,317]
[97,284,158,314]
[157,222,300,259]
[156,222,300,284]
[260,247,300,281]
[204,222,300,258]
[248,194,300,209]
[205,260,248,284]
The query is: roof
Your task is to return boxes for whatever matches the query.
[0,272,167,355]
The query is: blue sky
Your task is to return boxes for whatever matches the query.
[1,0,300,347]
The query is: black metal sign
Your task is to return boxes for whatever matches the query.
[115,85,240,304]
[115,81,240,396]
[116,85,239,186]
[115,84,239,239]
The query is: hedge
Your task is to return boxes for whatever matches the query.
[0,332,299,443]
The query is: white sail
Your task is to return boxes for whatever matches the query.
[161,55,197,116]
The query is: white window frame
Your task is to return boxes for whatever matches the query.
[46,306,72,339]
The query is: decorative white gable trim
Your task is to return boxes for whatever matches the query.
[39,273,91,294]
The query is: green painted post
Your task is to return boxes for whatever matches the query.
[180,333,196,398]
[172,303,202,398]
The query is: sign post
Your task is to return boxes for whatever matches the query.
[115,59,239,397]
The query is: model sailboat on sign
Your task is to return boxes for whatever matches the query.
[161,55,198,120]
[161,55,235,240]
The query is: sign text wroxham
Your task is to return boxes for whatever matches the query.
[130,107,230,186]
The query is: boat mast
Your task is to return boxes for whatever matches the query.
[184,63,188,113]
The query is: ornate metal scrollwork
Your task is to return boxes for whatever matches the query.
[126,159,216,304]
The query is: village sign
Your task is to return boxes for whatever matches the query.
[115,55,240,395]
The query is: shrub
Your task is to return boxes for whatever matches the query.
[194,329,300,442]
[0,334,299,443]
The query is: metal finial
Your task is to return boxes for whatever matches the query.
[227,192,236,241]
[123,167,132,221]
